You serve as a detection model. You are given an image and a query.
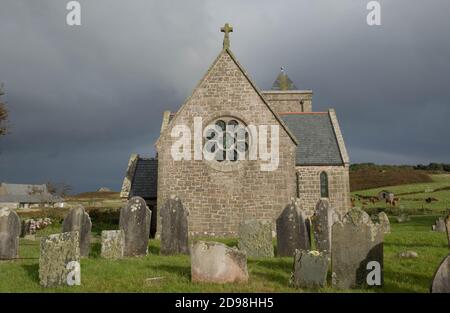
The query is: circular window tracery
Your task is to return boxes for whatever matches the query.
[204,117,249,163]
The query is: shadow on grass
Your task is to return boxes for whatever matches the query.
[249,258,292,272]
[250,270,289,287]
[148,264,191,279]
[21,263,40,284]
[89,242,102,258]
[380,270,433,293]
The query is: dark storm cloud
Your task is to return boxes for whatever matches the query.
[0,0,449,192]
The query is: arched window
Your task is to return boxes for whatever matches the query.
[204,118,248,162]
[320,171,329,198]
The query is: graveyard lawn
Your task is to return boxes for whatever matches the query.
[0,216,448,293]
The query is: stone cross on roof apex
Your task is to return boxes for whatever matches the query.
[221,23,233,50]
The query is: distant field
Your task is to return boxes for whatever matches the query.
[350,165,432,191]
[351,174,450,214]
[65,191,124,209]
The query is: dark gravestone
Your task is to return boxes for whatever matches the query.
[312,200,337,253]
[430,254,450,293]
[276,201,310,257]
[292,249,330,289]
[119,196,151,257]
[446,214,450,248]
[0,207,21,260]
[62,206,92,257]
[160,195,189,255]
[331,208,384,289]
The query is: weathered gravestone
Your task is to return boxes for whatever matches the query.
[276,200,310,257]
[292,249,330,289]
[432,217,446,233]
[395,213,410,223]
[238,219,274,258]
[160,195,189,255]
[430,254,450,293]
[39,231,80,288]
[378,212,391,234]
[0,207,21,260]
[332,208,384,289]
[191,241,248,283]
[101,230,125,259]
[119,196,151,257]
[446,214,450,248]
[312,200,338,253]
[62,206,92,257]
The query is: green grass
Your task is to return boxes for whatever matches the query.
[0,215,448,293]
[352,174,450,213]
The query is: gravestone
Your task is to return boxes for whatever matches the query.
[62,206,92,257]
[378,212,391,234]
[312,200,338,253]
[119,196,151,257]
[432,217,446,233]
[39,231,80,288]
[395,213,410,223]
[446,214,450,248]
[238,219,274,258]
[332,208,384,289]
[101,230,125,259]
[0,207,21,260]
[430,254,450,293]
[292,249,330,289]
[191,241,248,283]
[160,195,189,255]
[276,201,310,257]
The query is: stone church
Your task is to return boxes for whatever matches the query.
[121,24,350,237]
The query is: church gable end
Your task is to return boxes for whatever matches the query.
[155,41,298,235]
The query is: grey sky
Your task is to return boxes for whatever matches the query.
[0,0,449,193]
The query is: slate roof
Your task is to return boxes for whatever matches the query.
[280,113,344,166]
[0,183,62,203]
[130,158,158,199]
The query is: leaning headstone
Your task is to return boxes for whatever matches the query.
[160,195,189,255]
[39,231,80,288]
[378,212,391,234]
[101,230,125,259]
[119,196,151,257]
[0,207,21,260]
[292,249,330,289]
[432,217,446,233]
[191,241,248,283]
[430,254,450,293]
[446,214,450,248]
[276,201,310,257]
[312,200,338,253]
[238,219,274,258]
[332,208,384,289]
[62,206,92,257]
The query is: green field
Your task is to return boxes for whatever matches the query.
[0,174,449,293]
[352,174,450,214]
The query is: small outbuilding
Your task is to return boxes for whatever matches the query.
[0,183,63,209]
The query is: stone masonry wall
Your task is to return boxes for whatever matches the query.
[261,91,313,113]
[296,165,350,217]
[156,51,297,236]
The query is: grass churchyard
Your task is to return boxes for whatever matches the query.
[0,174,449,292]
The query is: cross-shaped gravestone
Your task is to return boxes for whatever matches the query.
[221,23,233,49]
